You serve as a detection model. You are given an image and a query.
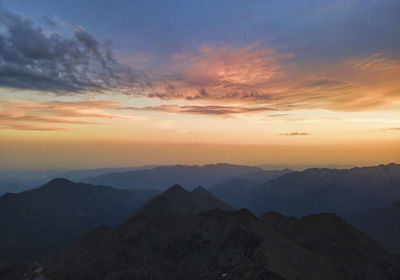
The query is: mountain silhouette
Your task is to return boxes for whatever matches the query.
[82,163,263,190]
[0,166,159,196]
[261,212,400,279]
[347,200,400,253]
[21,185,400,280]
[0,178,159,260]
[137,184,233,216]
[211,163,400,217]
[209,169,292,207]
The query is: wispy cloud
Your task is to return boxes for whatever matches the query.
[0,100,135,131]
[0,122,71,131]
[151,44,288,101]
[121,104,275,116]
[139,50,400,113]
[382,127,400,131]
[279,132,311,136]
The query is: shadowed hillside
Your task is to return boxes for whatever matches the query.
[0,178,159,260]
[18,185,400,280]
[347,201,400,253]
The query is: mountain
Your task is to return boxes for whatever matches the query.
[55,165,160,182]
[0,260,30,280]
[347,201,400,253]
[261,212,400,279]
[137,184,233,216]
[0,178,159,260]
[83,163,263,190]
[258,164,354,171]
[23,186,400,280]
[0,170,63,196]
[209,169,292,208]
[211,163,400,217]
[227,169,293,184]
[0,166,158,196]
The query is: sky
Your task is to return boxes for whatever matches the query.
[0,0,399,170]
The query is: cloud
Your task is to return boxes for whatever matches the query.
[0,100,134,131]
[383,127,400,131]
[41,16,57,27]
[0,121,70,131]
[139,48,400,113]
[267,113,290,118]
[0,10,141,93]
[0,8,398,114]
[145,44,289,102]
[121,104,275,116]
[279,132,311,136]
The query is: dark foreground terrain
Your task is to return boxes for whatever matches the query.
[4,185,399,280]
[0,178,158,260]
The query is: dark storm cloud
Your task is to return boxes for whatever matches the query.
[0,10,130,93]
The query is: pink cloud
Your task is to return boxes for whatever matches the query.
[0,100,132,131]
[133,46,399,113]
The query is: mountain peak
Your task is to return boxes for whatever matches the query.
[46,178,75,185]
[162,184,190,198]
[191,186,208,194]
[41,178,76,189]
[164,184,186,192]
[139,184,233,216]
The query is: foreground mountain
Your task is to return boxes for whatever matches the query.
[211,163,400,217]
[261,212,400,279]
[0,178,159,260]
[83,163,263,190]
[22,185,400,280]
[347,201,400,253]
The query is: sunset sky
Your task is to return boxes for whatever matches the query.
[0,0,399,170]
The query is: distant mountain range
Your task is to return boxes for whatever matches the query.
[257,163,354,171]
[210,163,400,216]
[82,163,263,190]
[16,185,400,280]
[0,178,159,260]
[0,165,159,196]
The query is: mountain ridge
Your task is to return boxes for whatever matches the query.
[82,163,263,190]
[0,178,159,260]
[211,163,400,216]
[20,185,400,280]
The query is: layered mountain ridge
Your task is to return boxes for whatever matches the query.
[21,184,400,280]
[210,163,400,216]
[82,163,263,190]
